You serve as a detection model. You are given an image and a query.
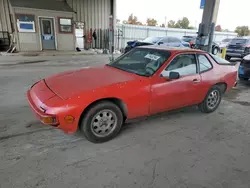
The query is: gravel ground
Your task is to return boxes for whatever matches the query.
[0,55,250,188]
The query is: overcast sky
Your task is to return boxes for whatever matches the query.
[117,0,249,31]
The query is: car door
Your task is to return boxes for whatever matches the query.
[150,53,202,114]
[195,53,216,102]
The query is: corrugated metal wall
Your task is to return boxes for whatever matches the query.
[0,0,12,32]
[116,24,238,49]
[67,0,111,29]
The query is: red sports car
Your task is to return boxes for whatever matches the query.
[27,46,238,143]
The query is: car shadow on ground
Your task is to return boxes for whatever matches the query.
[121,105,200,135]
[239,80,250,87]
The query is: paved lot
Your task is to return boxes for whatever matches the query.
[0,55,250,188]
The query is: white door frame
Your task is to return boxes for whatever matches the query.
[38,16,58,50]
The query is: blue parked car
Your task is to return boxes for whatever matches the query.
[239,54,250,81]
[124,36,190,53]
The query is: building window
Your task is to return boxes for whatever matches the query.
[59,18,72,33]
[16,14,36,33]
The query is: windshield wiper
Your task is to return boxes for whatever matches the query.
[106,64,149,77]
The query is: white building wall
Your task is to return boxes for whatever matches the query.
[67,0,111,29]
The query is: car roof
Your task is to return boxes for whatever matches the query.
[149,36,178,39]
[137,45,203,53]
[233,36,250,39]
[183,35,195,37]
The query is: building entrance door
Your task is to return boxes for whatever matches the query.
[39,18,56,50]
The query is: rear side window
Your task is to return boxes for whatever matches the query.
[197,54,212,72]
[161,38,169,43]
[209,54,231,65]
[222,38,231,42]
[169,37,180,43]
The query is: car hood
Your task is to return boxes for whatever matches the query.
[45,65,137,100]
[219,42,228,47]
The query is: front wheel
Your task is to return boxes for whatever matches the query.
[80,101,123,143]
[198,86,222,113]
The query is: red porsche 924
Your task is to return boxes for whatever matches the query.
[27,46,238,143]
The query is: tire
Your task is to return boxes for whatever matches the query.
[225,55,231,61]
[80,101,124,143]
[212,47,219,55]
[198,85,222,113]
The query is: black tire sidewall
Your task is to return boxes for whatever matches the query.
[200,86,222,113]
[226,55,231,61]
[213,47,219,55]
[81,101,123,143]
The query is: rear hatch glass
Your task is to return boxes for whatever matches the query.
[228,39,247,49]
[209,54,235,65]
[230,39,247,45]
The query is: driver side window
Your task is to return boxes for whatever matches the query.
[161,54,197,77]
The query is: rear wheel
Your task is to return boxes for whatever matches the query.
[80,101,123,143]
[198,86,222,113]
[212,47,219,55]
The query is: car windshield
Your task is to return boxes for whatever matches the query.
[108,48,171,77]
[230,38,247,45]
[143,37,163,44]
[222,38,231,43]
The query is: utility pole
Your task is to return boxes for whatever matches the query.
[109,14,114,62]
[197,0,220,53]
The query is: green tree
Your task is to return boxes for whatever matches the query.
[160,23,166,28]
[188,26,195,29]
[223,29,229,32]
[127,14,141,25]
[146,18,158,26]
[175,17,190,29]
[235,26,250,36]
[167,20,176,28]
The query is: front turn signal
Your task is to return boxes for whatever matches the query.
[64,115,75,123]
[41,116,58,125]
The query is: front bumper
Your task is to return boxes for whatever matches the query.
[239,65,250,78]
[27,90,59,126]
[27,85,80,134]
[226,52,245,58]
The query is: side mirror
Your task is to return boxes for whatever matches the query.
[169,71,180,80]
[158,41,164,45]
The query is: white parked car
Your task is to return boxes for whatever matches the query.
[219,38,232,49]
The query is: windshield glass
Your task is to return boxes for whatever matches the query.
[230,38,247,45]
[222,38,231,43]
[108,48,171,77]
[143,37,163,44]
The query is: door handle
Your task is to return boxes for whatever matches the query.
[192,79,200,83]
